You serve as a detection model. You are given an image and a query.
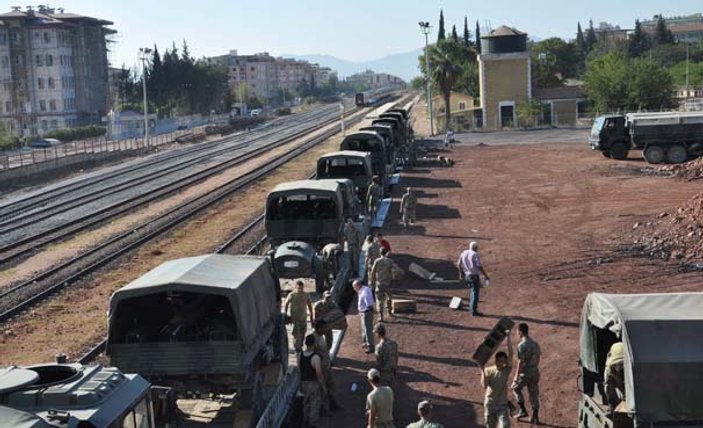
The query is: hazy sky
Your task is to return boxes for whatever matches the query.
[34,0,702,69]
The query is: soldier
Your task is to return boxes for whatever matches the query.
[400,187,418,230]
[367,175,382,218]
[480,329,514,428]
[370,247,403,322]
[313,320,342,411]
[406,401,444,428]
[343,217,361,276]
[512,323,541,424]
[313,291,340,349]
[284,280,313,352]
[364,235,381,282]
[321,242,343,288]
[374,323,399,387]
[604,342,625,412]
[366,368,395,428]
[300,334,326,428]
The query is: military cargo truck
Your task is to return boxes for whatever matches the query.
[340,131,389,189]
[0,362,157,427]
[360,125,396,170]
[316,151,374,204]
[578,292,703,428]
[107,254,293,426]
[589,111,703,163]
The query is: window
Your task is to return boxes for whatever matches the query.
[9,32,19,43]
[38,78,44,89]
[14,55,22,66]
[46,54,53,66]
[41,120,48,130]
[48,77,54,89]
[50,100,56,111]
[36,55,43,66]
[5,101,11,112]
[459,102,467,110]
[250,67,255,71]
[0,34,6,46]
[43,32,50,43]
[1,56,9,68]
[40,100,46,111]
[51,119,58,129]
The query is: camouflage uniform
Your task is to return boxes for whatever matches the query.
[375,337,399,387]
[367,181,382,217]
[513,336,541,412]
[344,223,361,275]
[321,243,342,285]
[406,420,444,428]
[314,332,336,411]
[400,191,417,228]
[285,291,311,352]
[364,241,381,281]
[370,255,403,321]
[313,299,336,348]
[604,342,625,409]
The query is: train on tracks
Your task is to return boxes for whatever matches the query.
[0,97,416,428]
[355,87,394,107]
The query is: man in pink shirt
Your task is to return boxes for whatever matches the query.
[457,241,490,316]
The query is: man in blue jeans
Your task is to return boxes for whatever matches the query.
[457,241,490,316]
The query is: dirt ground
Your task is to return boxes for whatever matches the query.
[321,140,702,428]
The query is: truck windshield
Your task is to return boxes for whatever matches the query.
[320,158,366,177]
[267,194,337,220]
[591,117,605,137]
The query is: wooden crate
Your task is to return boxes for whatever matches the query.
[392,299,417,313]
[472,317,515,366]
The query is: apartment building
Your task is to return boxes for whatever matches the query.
[226,51,279,103]
[276,57,314,94]
[0,6,114,137]
[641,13,703,43]
[346,69,407,91]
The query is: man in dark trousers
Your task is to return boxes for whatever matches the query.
[457,241,490,316]
[300,334,326,427]
[353,279,375,353]
[512,323,541,424]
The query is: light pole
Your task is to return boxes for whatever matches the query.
[339,93,346,137]
[419,21,434,136]
[139,47,152,148]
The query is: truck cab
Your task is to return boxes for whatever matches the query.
[359,125,396,172]
[316,151,374,205]
[578,292,703,428]
[0,363,155,427]
[340,132,389,189]
[589,115,630,159]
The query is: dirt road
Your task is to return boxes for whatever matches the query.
[323,137,702,428]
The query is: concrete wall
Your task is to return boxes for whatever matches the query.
[479,53,530,130]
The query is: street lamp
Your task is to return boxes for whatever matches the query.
[139,47,152,148]
[419,21,434,136]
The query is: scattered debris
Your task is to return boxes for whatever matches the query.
[449,297,462,310]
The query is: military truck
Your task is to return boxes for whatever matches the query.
[578,292,703,428]
[589,111,703,163]
[107,254,294,426]
[340,131,389,189]
[360,125,396,170]
[0,361,157,427]
[316,151,374,204]
[266,179,370,293]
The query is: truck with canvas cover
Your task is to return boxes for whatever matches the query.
[578,292,703,428]
[379,112,407,143]
[359,124,397,172]
[107,254,291,425]
[340,131,389,189]
[317,151,374,204]
[0,362,156,428]
[589,111,703,164]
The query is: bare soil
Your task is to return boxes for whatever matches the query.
[323,141,702,428]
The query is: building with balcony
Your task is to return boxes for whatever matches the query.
[641,13,703,43]
[0,5,114,137]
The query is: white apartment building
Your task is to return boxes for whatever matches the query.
[227,51,279,103]
[0,6,113,137]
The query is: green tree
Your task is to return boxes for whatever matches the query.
[475,21,482,54]
[585,20,598,52]
[429,39,469,131]
[532,37,579,82]
[516,98,545,127]
[451,25,459,43]
[576,22,585,52]
[653,15,675,45]
[628,20,651,57]
[438,9,446,41]
[463,16,472,47]
[410,76,426,91]
[583,52,676,112]
[0,122,19,150]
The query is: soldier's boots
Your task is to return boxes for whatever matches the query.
[530,409,540,425]
[515,403,529,418]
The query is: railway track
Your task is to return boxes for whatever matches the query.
[0,103,372,324]
[0,106,348,266]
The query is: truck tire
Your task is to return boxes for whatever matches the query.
[643,145,665,164]
[609,142,628,160]
[666,145,688,164]
[601,150,611,158]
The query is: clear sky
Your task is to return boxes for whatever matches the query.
[34,0,702,69]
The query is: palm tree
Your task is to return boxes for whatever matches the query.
[430,40,467,132]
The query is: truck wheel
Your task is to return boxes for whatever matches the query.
[601,150,611,158]
[644,145,665,164]
[609,142,628,160]
[666,145,688,164]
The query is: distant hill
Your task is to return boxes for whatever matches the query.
[281,48,423,82]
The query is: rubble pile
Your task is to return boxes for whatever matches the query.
[658,157,703,180]
[633,192,703,262]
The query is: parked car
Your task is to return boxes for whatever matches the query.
[250,109,262,117]
[29,138,61,148]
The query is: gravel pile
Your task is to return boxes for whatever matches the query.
[658,157,703,180]
[633,192,703,261]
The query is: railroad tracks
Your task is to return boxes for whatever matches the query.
[0,104,370,325]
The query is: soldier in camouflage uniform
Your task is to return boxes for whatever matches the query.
[400,187,418,229]
[406,401,445,428]
[364,235,381,282]
[284,280,313,352]
[367,176,382,218]
[370,247,403,322]
[343,217,361,276]
[313,320,342,411]
[321,243,343,288]
[300,334,325,427]
[373,323,399,387]
[512,323,541,424]
[313,291,337,349]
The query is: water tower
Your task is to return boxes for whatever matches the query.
[478,26,531,129]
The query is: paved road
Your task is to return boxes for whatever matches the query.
[427,127,590,146]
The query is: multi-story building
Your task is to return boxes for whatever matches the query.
[641,13,703,43]
[346,70,406,91]
[0,5,114,137]
[276,57,314,94]
[226,51,278,103]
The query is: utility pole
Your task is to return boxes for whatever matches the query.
[139,47,152,148]
[419,21,434,136]
[340,98,346,136]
